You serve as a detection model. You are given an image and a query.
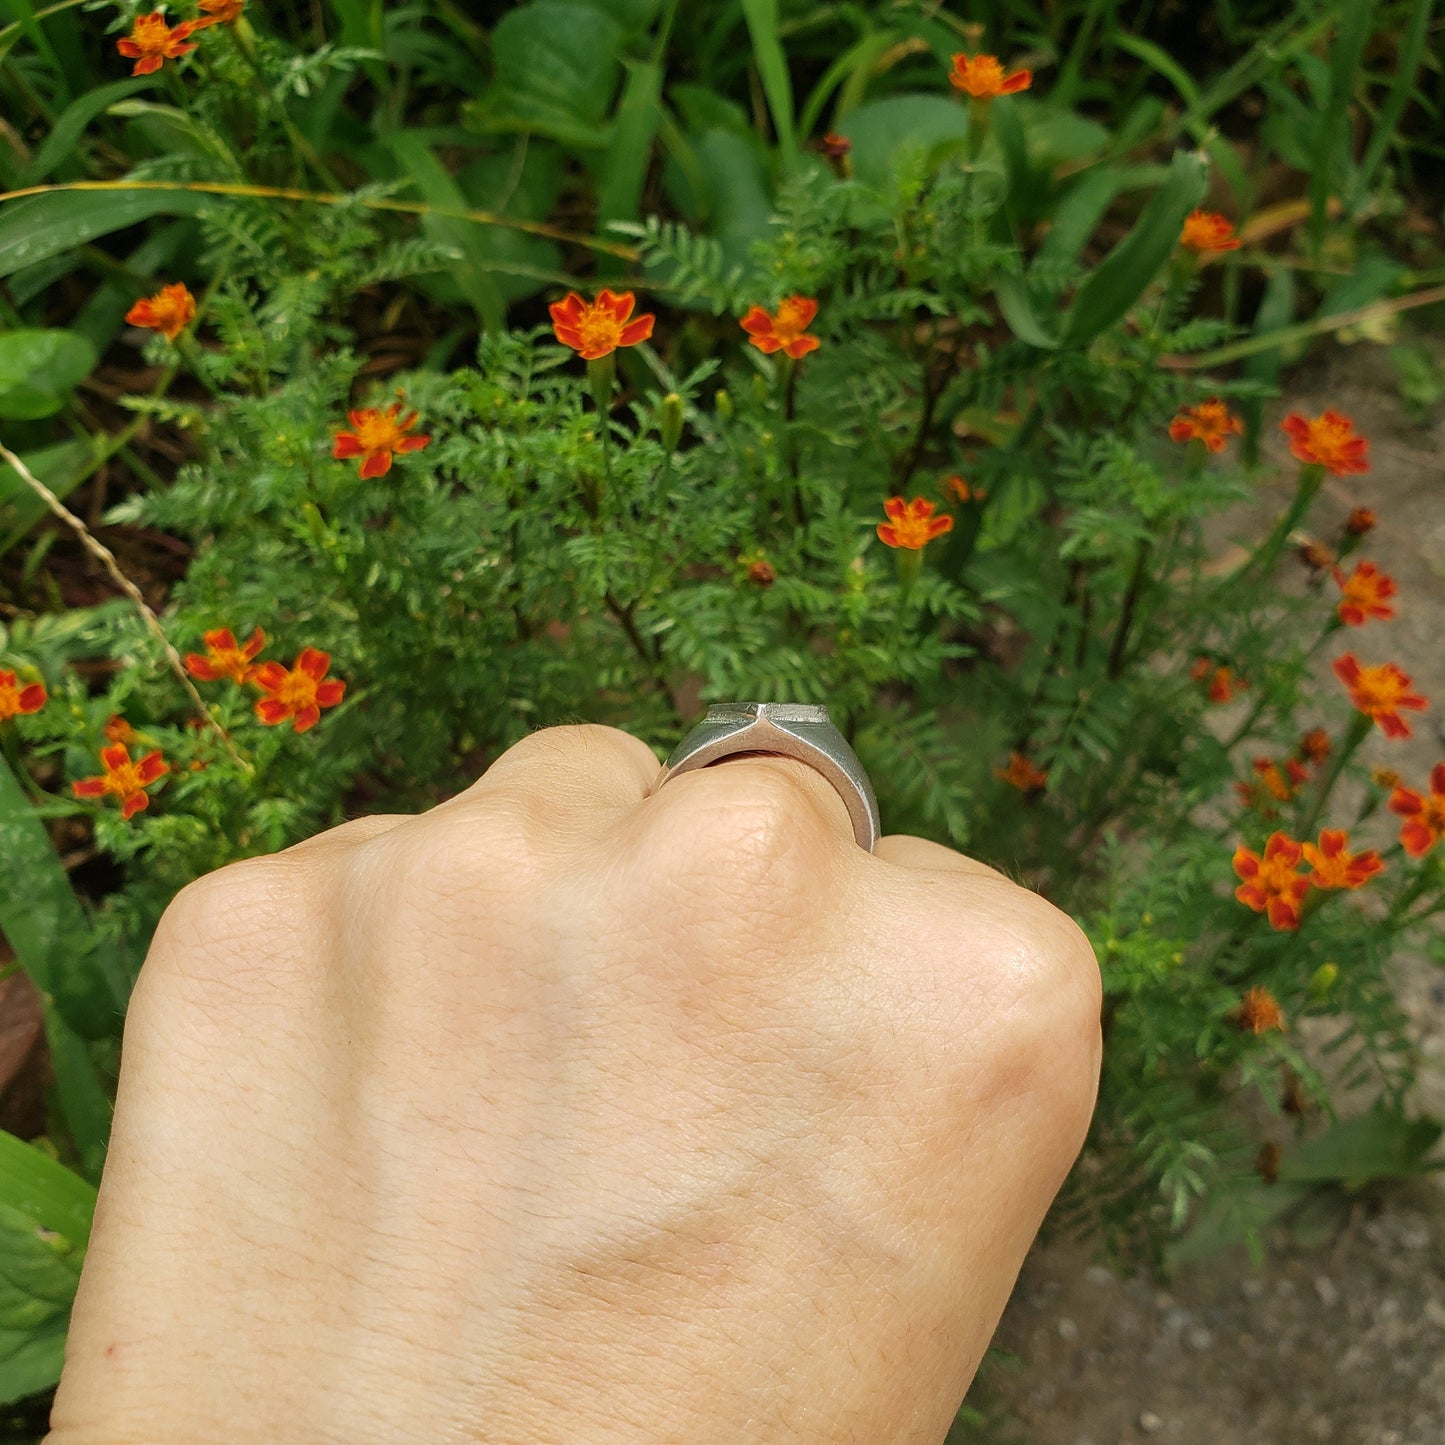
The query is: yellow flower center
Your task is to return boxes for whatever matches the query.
[353,410,407,453]
[104,758,146,797]
[132,14,184,55]
[1301,415,1356,468]
[272,668,321,712]
[575,307,625,356]
[963,56,1006,93]
[1350,665,1406,716]
[769,298,810,339]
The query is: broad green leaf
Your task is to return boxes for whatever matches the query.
[41,1009,112,1182]
[0,187,215,279]
[0,751,118,1043]
[0,329,97,421]
[1037,168,1123,271]
[1059,149,1208,348]
[1278,1108,1443,1188]
[994,274,1060,350]
[1310,0,1373,239]
[0,439,94,558]
[476,2,624,147]
[383,132,506,328]
[740,0,796,167]
[838,94,970,195]
[595,58,663,264]
[0,1132,96,1405]
[580,0,661,34]
[19,78,152,186]
[666,129,771,271]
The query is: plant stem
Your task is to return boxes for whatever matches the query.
[1106,538,1151,679]
[1297,711,1370,837]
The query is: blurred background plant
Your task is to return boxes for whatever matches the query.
[1,0,1442,1437]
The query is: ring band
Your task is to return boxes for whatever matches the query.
[654,703,880,852]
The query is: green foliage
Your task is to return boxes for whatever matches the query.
[0,0,1442,1424]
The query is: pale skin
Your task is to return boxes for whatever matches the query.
[47,724,1102,1444]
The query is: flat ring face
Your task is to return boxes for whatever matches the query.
[656,702,881,852]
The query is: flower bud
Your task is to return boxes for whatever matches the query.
[659,392,684,453]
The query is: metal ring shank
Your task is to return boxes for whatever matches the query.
[656,703,880,852]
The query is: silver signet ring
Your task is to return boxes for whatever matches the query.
[654,702,880,853]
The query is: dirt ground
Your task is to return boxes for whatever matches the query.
[980,340,1445,1444]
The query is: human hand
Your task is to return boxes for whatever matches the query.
[48,724,1100,1444]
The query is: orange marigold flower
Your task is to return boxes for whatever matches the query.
[1332,653,1428,739]
[1298,728,1331,764]
[876,496,954,550]
[332,399,431,480]
[0,669,46,722]
[1345,507,1376,536]
[1234,985,1287,1035]
[125,282,196,341]
[1301,829,1384,890]
[944,474,986,504]
[1333,560,1397,627]
[1389,763,1445,858]
[72,743,168,820]
[1191,658,1246,704]
[103,715,138,745]
[739,296,821,359]
[1233,832,1309,931]
[745,557,777,586]
[1280,409,1370,475]
[251,647,346,733]
[192,0,244,26]
[549,289,655,361]
[948,53,1032,98]
[185,626,266,684]
[1180,210,1241,252]
[116,12,198,75]
[996,751,1048,792]
[1168,399,1243,453]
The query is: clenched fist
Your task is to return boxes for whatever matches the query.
[48,724,1100,1444]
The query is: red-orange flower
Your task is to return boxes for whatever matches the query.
[1345,507,1376,536]
[948,53,1032,98]
[1235,757,1308,808]
[1168,399,1243,453]
[1333,561,1397,627]
[876,496,954,550]
[103,715,138,746]
[1233,832,1309,931]
[185,626,266,684]
[192,0,244,26]
[116,12,198,75]
[944,474,986,504]
[1301,829,1384,890]
[251,648,346,733]
[1180,210,1241,252]
[1234,985,1287,1035]
[332,399,431,479]
[549,289,654,361]
[1280,410,1369,475]
[125,282,196,341]
[1332,653,1428,739]
[996,752,1048,792]
[739,296,821,359]
[0,670,46,722]
[72,743,168,820]
[1298,728,1331,765]
[1389,763,1445,858]
[1191,658,1246,704]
